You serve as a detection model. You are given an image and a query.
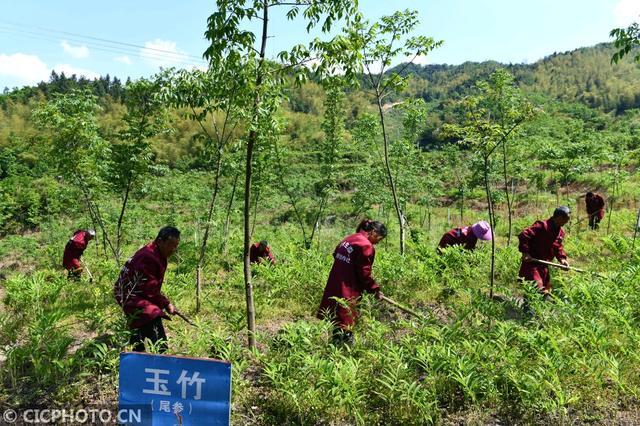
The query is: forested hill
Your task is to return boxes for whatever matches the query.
[2,42,639,115]
[393,43,640,113]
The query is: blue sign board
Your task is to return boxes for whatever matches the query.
[119,352,232,425]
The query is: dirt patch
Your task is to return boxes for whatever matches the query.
[66,327,100,355]
[0,253,36,275]
[615,408,640,425]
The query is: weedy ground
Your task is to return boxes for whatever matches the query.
[1,176,639,425]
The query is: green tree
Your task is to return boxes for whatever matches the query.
[32,89,116,260]
[111,77,169,262]
[610,20,640,63]
[274,78,346,248]
[483,69,535,246]
[444,70,535,297]
[158,67,251,312]
[540,123,602,204]
[203,0,358,350]
[347,9,442,254]
[603,134,631,234]
[440,143,472,226]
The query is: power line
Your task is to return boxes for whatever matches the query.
[0,20,208,67]
[0,20,206,62]
[0,28,205,68]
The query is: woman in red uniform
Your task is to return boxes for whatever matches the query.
[585,192,605,230]
[62,229,95,279]
[317,219,387,344]
[438,220,492,252]
[518,206,570,296]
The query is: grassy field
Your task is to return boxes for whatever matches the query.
[1,170,640,425]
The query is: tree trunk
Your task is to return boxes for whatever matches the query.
[115,177,133,264]
[196,146,224,312]
[606,197,614,235]
[376,93,405,254]
[575,196,582,236]
[274,141,309,247]
[607,164,620,235]
[78,181,117,262]
[82,192,101,257]
[222,171,239,254]
[244,137,257,351]
[460,188,464,225]
[501,143,513,246]
[251,164,263,236]
[195,227,201,312]
[242,0,269,351]
[484,157,496,299]
[308,195,327,246]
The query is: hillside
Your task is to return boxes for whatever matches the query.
[1,31,640,425]
[393,43,640,113]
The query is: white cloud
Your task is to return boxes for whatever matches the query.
[115,55,132,65]
[140,39,187,68]
[52,63,99,80]
[0,53,50,85]
[614,0,640,27]
[0,53,99,88]
[61,40,90,59]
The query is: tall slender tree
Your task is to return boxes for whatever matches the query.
[203,0,358,350]
[111,77,169,263]
[444,70,535,297]
[33,89,116,261]
[346,10,442,254]
[158,67,250,312]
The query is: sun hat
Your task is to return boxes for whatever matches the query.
[471,221,492,241]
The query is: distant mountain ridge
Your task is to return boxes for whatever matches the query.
[3,43,639,114]
[391,42,640,113]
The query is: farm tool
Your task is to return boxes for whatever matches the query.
[80,259,94,283]
[175,310,198,328]
[380,295,429,321]
[531,258,608,279]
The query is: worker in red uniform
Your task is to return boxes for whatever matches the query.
[518,206,570,297]
[438,220,492,251]
[317,219,387,345]
[249,240,276,265]
[113,226,181,353]
[585,192,605,230]
[62,229,95,279]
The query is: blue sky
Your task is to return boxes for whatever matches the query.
[1,0,638,90]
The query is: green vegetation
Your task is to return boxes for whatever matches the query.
[1,6,640,426]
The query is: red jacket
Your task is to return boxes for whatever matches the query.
[62,230,91,270]
[586,194,605,219]
[250,243,275,264]
[518,218,567,291]
[438,226,478,250]
[113,242,170,328]
[317,231,380,329]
